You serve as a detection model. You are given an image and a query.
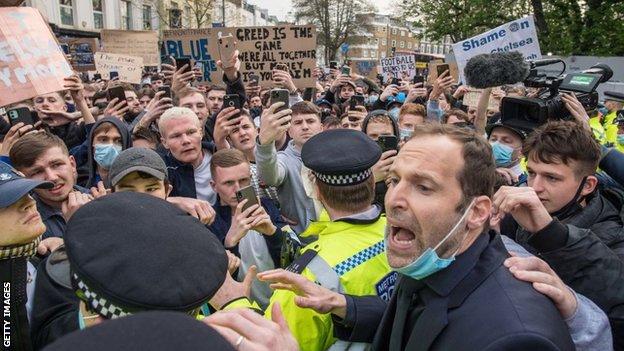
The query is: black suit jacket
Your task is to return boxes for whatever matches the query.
[356,232,574,350]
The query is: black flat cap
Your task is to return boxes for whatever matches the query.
[302,129,381,186]
[65,192,227,319]
[43,311,234,351]
[605,91,624,103]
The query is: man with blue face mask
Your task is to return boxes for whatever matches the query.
[487,121,528,186]
[78,117,132,188]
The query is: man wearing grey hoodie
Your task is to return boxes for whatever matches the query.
[255,101,324,235]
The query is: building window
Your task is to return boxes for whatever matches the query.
[399,41,404,48]
[362,50,368,57]
[382,26,386,32]
[143,5,152,29]
[408,32,412,38]
[371,51,376,58]
[59,0,74,26]
[184,5,191,27]
[391,39,396,47]
[93,0,104,29]
[407,42,412,49]
[381,51,386,58]
[400,30,405,36]
[381,39,386,46]
[121,0,132,29]
[375,38,379,44]
[391,28,397,35]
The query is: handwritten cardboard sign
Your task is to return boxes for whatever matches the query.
[59,37,98,71]
[0,7,72,106]
[380,55,416,79]
[94,52,143,84]
[162,25,317,88]
[101,30,159,66]
[463,88,501,110]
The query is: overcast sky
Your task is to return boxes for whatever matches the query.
[251,0,396,22]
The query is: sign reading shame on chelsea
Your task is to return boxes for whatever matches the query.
[162,24,317,89]
[451,16,542,83]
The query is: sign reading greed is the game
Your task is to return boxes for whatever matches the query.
[162,25,317,88]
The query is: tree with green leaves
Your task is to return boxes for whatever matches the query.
[400,0,624,56]
[292,0,375,64]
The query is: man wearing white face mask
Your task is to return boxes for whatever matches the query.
[486,121,528,186]
[79,117,132,188]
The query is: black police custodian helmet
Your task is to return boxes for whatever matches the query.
[64,192,228,319]
[302,129,382,186]
[43,311,235,351]
[605,91,624,103]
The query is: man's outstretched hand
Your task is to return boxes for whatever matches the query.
[257,269,347,319]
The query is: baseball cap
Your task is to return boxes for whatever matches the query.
[0,162,53,208]
[108,147,168,187]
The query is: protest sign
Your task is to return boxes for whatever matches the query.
[101,30,159,66]
[162,25,317,88]
[462,88,501,110]
[380,55,416,79]
[427,62,460,84]
[59,37,98,71]
[451,15,542,83]
[94,52,143,84]
[0,7,72,106]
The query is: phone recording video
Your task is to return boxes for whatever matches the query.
[176,57,192,73]
[7,107,38,126]
[107,86,127,104]
[158,86,172,100]
[236,185,259,212]
[377,135,399,152]
[270,89,290,115]
[223,94,242,120]
[437,64,450,77]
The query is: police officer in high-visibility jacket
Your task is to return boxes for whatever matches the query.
[263,129,396,351]
[603,91,624,151]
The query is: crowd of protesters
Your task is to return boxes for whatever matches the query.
[1,40,624,351]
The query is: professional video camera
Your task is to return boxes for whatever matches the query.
[501,59,613,127]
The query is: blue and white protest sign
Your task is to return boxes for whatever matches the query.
[452,16,542,83]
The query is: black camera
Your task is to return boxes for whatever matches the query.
[501,60,612,128]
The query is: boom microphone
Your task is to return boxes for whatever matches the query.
[464,51,529,89]
[528,58,564,69]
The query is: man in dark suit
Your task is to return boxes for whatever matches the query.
[259,124,575,350]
